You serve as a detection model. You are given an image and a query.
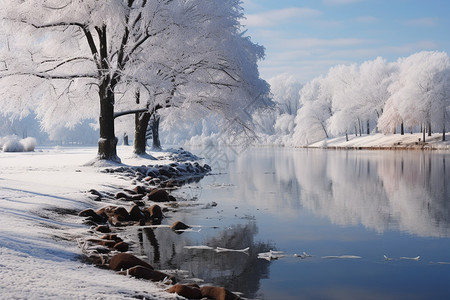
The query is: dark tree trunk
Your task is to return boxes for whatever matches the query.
[95,24,120,162]
[346,131,349,142]
[428,122,432,137]
[367,120,370,135]
[321,122,328,138]
[358,118,362,136]
[443,122,446,141]
[150,114,161,150]
[423,123,426,143]
[97,84,120,162]
[123,133,129,146]
[134,111,151,155]
[400,122,404,135]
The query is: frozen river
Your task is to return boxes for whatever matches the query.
[134,147,450,299]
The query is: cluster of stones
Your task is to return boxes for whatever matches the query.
[78,185,188,254]
[101,161,211,188]
[107,253,241,300]
[78,190,241,299]
[77,159,242,299]
[168,284,242,300]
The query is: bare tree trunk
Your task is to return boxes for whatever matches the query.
[358,118,362,136]
[96,24,120,162]
[346,131,349,142]
[97,83,120,162]
[423,123,426,143]
[428,122,432,137]
[400,122,404,135]
[367,120,370,135]
[150,114,161,150]
[134,112,151,155]
[442,108,446,141]
[123,133,129,146]
[443,111,446,141]
[321,122,329,138]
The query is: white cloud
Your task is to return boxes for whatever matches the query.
[403,18,437,27]
[243,7,321,27]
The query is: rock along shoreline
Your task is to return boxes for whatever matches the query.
[76,150,242,300]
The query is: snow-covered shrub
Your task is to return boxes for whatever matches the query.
[1,135,36,152]
[20,137,36,151]
[2,138,24,152]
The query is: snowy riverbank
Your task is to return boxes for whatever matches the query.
[307,133,450,150]
[0,146,203,300]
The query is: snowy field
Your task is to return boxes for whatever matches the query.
[308,132,450,150]
[0,146,179,300]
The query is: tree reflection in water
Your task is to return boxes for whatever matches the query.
[233,149,450,238]
[136,222,273,298]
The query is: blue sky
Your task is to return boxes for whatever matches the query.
[241,0,450,82]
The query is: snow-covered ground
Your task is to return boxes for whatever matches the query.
[0,146,182,300]
[308,133,450,150]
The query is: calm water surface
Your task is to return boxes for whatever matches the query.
[134,148,450,300]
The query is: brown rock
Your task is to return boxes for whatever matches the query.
[133,200,145,207]
[131,194,144,201]
[113,241,129,252]
[99,240,117,247]
[200,286,241,300]
[118,266,176,283]
[101,234,123,243]
[78,208,97,217]
[109,253,153,271]
[115,191,131,200]
[168,284,202,299]
[170,221,190,231]
[95,225,111,233]
[89,189,103,198]
[96,206,115,217]
[133,185,147,194]
[112,206,130,221]
[78,208,106,223]
[148,189,170,202]
[129,204,144,221]
[148,204,163,219]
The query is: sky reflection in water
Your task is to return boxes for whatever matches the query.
[138,148,450,299]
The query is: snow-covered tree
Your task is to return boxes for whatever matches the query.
[326,63,359,139]
[380,51,450,141]
[293,76,332,146]
[0,0,269,161]
[268,74,302,116]
[347,57,394,134]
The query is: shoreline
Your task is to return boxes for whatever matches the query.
[305,133,450,151]
[0,146,212,300]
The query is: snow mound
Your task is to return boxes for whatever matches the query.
[20,137,37,151]
[156,148,202,162]
[1,135,36,152]
[2,138,24,152]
